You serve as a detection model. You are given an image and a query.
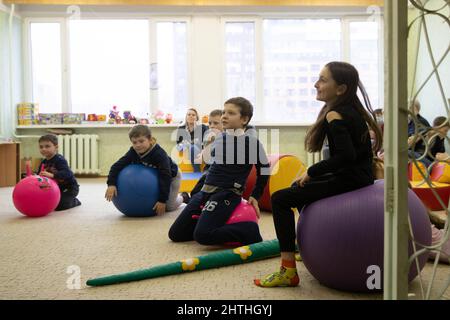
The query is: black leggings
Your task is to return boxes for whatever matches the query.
[169,190,263,245]
[55,185,81,211]
[272,175,368,252]
[190,172,207,198]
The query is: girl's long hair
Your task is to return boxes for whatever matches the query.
[305,61,382,153]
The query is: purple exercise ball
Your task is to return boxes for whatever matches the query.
[297,180,431,293]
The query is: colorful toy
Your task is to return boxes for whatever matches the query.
[86,239,280,287]
[243,154,306,211]
[12,162,61,217]
[112,164,160,217]
[430,162,450,184]
[165,113,173,124]
[298,180,431,292]
[123,111,137,124]
[109,106,122,124]
[87,114,98,121]
[154,110,165,124]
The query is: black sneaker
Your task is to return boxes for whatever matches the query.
[181,192,190,204]
[74,198,82,207]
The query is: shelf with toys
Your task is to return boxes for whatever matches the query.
[16,104,182,128]
[16,123,181,129]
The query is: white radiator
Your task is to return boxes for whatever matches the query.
[57,134,99,175]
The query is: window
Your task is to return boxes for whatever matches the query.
[263,19,341,123]
[349,21,381,109]
[70,20,150,117]
[30,22,62,113]
[27,19,188,118]
[224,22,256,105]
[156,22,188,120]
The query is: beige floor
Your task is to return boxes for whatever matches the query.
[0,178,448,300]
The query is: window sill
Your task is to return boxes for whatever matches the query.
[16,123,182,129]
[16,122,312,129]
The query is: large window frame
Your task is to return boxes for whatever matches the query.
[23,12,383,125]
[222,14,384,124]
[23,16,192,116]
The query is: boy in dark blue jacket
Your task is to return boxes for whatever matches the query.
[38,134,81,211]
[105,125,183,215]
[169,97,270,246]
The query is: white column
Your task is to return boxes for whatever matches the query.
[383,0,409,300]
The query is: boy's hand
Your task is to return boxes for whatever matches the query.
[40,170,54,178]
[195,151,203,164]
[153,202,166,216]
[248,197,260,219]
[105,186,117,201]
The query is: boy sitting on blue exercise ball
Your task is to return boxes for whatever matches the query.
[105,125,183,215]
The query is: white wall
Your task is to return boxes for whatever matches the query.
[0,6,23,140]
[412,1,449,124]
[191,16,224,115]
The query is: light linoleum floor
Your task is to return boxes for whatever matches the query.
[0,178,449,300]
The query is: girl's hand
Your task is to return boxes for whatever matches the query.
[436,152,450,162]
[195,151,203,163]
[153,202,166,216]
[295,172,310,187]
[105,186,117,201]
[40,170,54,178]
[247,197,261,219]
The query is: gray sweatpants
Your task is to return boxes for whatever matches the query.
[166,170,183,212]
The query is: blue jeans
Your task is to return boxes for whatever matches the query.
[189,144,201,172]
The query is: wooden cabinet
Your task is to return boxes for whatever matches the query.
[0,142,20,187]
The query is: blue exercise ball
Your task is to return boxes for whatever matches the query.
[112,164,160,217]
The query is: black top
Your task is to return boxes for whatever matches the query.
[38,154,79,191]
[107,144,178,203]
[176,124,209,146]
[204,132,270,200]
[412,131,446,162]
[408,114,431,137]
[307,105,374,186]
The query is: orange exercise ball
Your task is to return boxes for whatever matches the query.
[243,154,306,211]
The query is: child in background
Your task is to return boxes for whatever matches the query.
[105,125,183,215]
[182,109,259,204]
[176,108,209,173]
[181,109,224,203]
[169,97,270,246]
[408,116,450,167]
[38,134,81,211]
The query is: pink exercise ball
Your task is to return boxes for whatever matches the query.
[226,199,259,225]
[12,175,61,217]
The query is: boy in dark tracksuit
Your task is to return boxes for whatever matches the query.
[169,97,270,246]
[38,134,81,211]
[105,125,183,215]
